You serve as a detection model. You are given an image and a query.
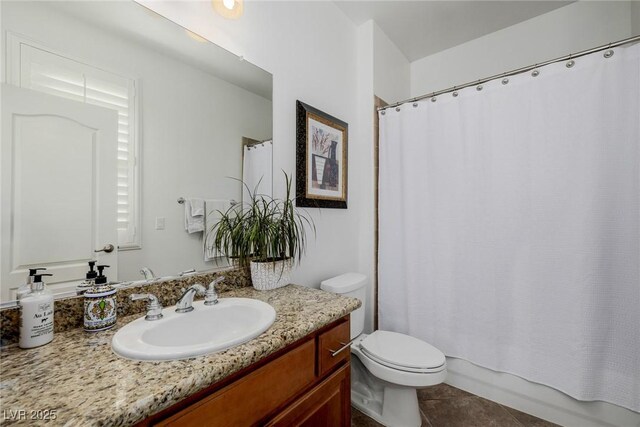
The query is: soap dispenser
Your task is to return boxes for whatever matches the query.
[16,268,46,301]
[83,265,117,332]
[19,273,54,349]
[76,261,98,295]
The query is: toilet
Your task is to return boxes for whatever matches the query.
[321,273,447,427]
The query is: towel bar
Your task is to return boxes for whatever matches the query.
[177,197,239,206]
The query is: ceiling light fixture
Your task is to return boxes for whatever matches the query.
[212,0,243,20]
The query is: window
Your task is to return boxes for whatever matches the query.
[8,34,141,249]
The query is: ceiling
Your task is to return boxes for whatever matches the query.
[45,1,273,100]
[335,1,573,62]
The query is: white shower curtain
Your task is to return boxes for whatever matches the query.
[242,140,272,202]
[379,44,640,411]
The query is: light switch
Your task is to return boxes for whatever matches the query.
[155,217,165,230]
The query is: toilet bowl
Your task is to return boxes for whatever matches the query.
[321,273,447,427]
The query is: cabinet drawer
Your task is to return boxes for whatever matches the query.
[265,363,350,427]
[317,319,350,377]
[155,339,316,427]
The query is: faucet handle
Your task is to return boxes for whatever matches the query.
[130,293,163,321]
[205,276,224,306]
[139,267,156,281]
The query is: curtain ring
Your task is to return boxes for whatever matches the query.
[566,54,575,68]
[452,86,458,97]
[501,73,509,85]
[604,43,614,58]
[476,81,483,91]
[531,65,540,77]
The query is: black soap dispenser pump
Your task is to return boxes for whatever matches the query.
[83,265,117,332]
[17,267,46,300]
[76,261,98,295]
[94,264,109,285]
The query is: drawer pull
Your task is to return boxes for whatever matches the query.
[329,338,357,357]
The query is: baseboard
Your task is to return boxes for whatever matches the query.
[444,358,640,427]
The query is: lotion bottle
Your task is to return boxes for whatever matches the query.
[19,273,55,349]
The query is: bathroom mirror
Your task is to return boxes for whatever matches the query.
[0,1,273,304]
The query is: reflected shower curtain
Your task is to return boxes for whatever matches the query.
[378,44,640,411]
[242,140,273,202]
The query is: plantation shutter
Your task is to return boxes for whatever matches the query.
[17,43,138,247]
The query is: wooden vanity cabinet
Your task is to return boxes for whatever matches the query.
[140,316,351,427]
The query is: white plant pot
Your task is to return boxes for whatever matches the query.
[250,258,293,290]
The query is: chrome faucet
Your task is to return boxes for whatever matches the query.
[130,293,163,321]
[205,276,225,306]
[140,267,156,281]
[179,268,197,277]
[175,284,206,313]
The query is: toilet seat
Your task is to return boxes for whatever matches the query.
[362,351,446,374]
[351,332,447,388]
[359,331,446,373]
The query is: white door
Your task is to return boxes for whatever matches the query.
[1,84,118,301]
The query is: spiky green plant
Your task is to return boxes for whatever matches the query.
[206,204,251,267]
[207,172,315,268]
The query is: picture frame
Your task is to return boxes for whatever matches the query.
[296,101,348,209]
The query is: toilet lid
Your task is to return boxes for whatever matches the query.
[360,331,445,370]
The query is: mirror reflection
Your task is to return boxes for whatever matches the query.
[0,1,273,303]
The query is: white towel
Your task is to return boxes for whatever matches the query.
[190,198,205,216]
[184,198,205,233]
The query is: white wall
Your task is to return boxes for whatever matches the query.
[633,1,640,36]
[354,20,411,333]
[407,2,640,425]
[1,2,272,282]
[138,1,364,292]
[411,1,635,97]
[373,22,410,104]
[355,21,375,333]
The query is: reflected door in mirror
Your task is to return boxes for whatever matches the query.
[0,85,118,301]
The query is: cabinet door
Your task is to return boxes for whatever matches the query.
[155,340,316,427]
[265,364,350,427]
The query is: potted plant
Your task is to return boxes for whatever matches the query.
[208,173,315,290]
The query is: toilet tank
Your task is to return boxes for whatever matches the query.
[320,273,367,339]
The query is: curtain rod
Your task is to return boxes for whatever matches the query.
[379,34,640,112]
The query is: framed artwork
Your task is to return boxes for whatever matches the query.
[296,101,348,209]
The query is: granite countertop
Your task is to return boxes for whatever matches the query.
[0,285,361,426]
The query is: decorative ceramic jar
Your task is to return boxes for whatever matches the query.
[83,285,117,332]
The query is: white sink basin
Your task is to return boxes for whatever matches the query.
[112,298,276,361]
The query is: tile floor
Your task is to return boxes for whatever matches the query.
[351,384,559,427]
